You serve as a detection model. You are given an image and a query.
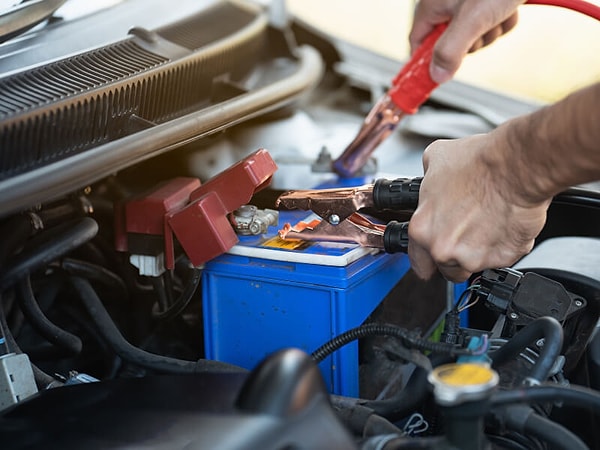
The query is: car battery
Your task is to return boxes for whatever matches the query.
[202,210,411,396]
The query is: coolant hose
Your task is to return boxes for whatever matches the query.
[492,383,600,413]
[362,366,431,422]
[69,276,247,374]
[330,369,431,424]
[489,316,563,384]
[363,355,451,422]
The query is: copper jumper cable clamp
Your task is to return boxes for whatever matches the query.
[332,23,447,178]
[276,177,422,253]
[275,25,447,249]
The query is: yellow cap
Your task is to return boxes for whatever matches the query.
[428,363,499,405]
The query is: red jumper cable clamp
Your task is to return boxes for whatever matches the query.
[332,24,447,178]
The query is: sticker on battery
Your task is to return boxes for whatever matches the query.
[262,236,312,250]
[264,213,320,250]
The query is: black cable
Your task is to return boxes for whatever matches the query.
[162,270,175,307]
[16,275,82,356]
[311,323,472,364]
[153,267,201,321]
[69,276,246,374]
[0,217,98,291]
[553,187,600,209]
[489,316,563,384]
[150,276,170,313]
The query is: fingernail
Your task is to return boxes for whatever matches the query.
[430,64,452,84]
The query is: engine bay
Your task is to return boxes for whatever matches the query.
[1,1,600,449]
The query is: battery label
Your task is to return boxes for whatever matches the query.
[263,236,312,251]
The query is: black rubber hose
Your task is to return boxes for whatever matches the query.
[491,383,600,414]
[69,276,246,374]
[489,316,563,384]
[362,366,430,422]
[362,355,454,422]
[330,359,442,437]
[363,413,405,437]
[523,411,587,450]
[499,405,587,450]
[0,294,62,389]
[0,214,38,271]
[60,258,128,300]
[362,434,446,449]
[17,276,82,355]
[311,323,472,364]
[0,217,99,291]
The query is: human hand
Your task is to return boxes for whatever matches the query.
[407,130,551,282]
[409,0,524,83]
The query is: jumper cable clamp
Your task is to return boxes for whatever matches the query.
[276,177,422,253]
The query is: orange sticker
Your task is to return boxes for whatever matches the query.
[262,236,312,251]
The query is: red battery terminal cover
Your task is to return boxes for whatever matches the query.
[116,148,278,269]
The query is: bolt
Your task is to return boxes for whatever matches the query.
[509,312,518,320]
[575,299,583,307]
[329,214,340,225]
[249,221,261,235]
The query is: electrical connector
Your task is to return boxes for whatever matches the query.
[0,353,38,411]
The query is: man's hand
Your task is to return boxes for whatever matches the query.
[407,128,550,282]
[409,0,524,83]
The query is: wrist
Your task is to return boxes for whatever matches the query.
[483,115,554,207]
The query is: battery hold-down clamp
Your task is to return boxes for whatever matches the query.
[115,148,278,276]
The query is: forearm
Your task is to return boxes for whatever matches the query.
[495,82,600,204]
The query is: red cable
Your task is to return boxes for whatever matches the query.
[526,0,600,21]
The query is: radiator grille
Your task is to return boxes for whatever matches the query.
[0,2,266,181]
[0,41,168,117]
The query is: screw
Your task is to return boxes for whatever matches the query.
[575,299,583,307]
[509,312,518,320]
[329,214,340,225]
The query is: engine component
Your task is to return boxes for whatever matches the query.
[0,353,37,412]
[276,177,420,252]
[0,348,356,450]
[1,1,600,448]
[116,149,277,272]
[429,363,499,450]
[479,268,586,325]
[230,205,278,236]
[202,210,413,396]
